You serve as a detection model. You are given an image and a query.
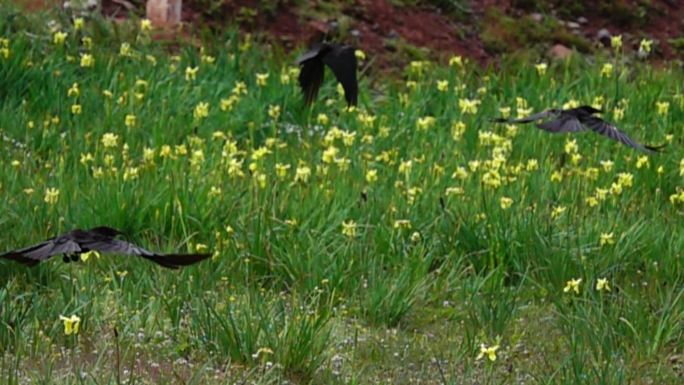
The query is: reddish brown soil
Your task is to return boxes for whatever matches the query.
[16,0,684,67]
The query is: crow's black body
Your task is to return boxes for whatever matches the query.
[296,43,358,107]
[492,106,665,153]
[0,226,211,269]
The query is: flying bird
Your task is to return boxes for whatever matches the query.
[0,226,211,269]
[491,105,665,153]
[296,42,358,107]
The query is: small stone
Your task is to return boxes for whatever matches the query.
[577,16,588,24]
[530,13,543,22]
[350,29,361,38]
[549,44,573,60]
[597,28,612,47]
[566,21,580,29]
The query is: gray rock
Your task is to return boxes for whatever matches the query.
[577,16,588,24]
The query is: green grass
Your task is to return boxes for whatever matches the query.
[1,6,684,385]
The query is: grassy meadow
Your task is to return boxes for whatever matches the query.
[1,7,684,385]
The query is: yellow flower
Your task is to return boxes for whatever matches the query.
[53,31,68,45]
[393,219,411,229]
[592,95,604,110]
[232,81,248,95]
[268,104,281,120]
[322,146,338,164]
[294,165,311,183]
[448,55,463,67]
[635,156,649,169]
[82,36,92,50]
[451,121,466,141]
[499,196,513,210]
[656,101,669,116]
[256,72,269,86]
[611,35,622,50]
[416,116,436,131]
[220,95,239,111]
[355,49,366,61]
[638,38,653,56]
[190,149,204,168]
[341,220,357,238]
[451,166,468,180]
[551,205,566,220]
[80,53,94,68]
[275,163,290,179]
[193,101,209,120]
[610,182,622,196]
[482,170,502,188]
[600,160,614,172]
[123,167,139,181]
[73,17,84,30]
[185,66,199,81]
[140,19,152,32]
[564,278,582,294]
[59,315,81,335]
[617,172,633,188]
[71,104,82,115]
[562,99,580,110]
[101,133,118,148]
[600,63,613,78]
[564,139,578,154]
[535,62,547,75]
[585,196,599,207]
[596,278,611,292]
[458,98,480,114]
[476,344,499,361]
[599,232,615,246]
[366,169,378,183]
[445,186,464,196]
[498,107,511,119]
[398,160,412,175]
[125,114,136,128]
[316,113,329,126]
[120,42,131,56]
[550,170,563,183]
[67,82,80,98]
[44,188,60,205]
[436,80,449,92]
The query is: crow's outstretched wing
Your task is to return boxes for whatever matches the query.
[81,238,210,269]
[582,117,664,152]
[295,44,325,65]
[536,115,585,133]
[1,237,81,266]
[298,57,325,106]
[321,45,358,106]
[491,110,559,124]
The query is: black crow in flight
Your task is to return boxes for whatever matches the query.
[0,226,211,269]
[492,105,665,153]
[296,43,358,107]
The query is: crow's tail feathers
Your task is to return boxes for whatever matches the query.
[644,143,668,153]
